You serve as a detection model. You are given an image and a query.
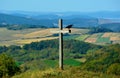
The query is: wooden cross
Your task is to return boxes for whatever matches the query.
[51,19,71,70]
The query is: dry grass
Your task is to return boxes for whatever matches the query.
[23,29,52,38]
[70,28,90,34]
[85,38,97,43]
[89,34,98,38]
[110,37,120,41]
[13,34,24,37]
[12,67,120,78]
[102,33,112,37]
[14,37,58,44]
[111,33,120,37]
[75,58,86,63]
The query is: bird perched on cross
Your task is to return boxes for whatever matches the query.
[65,24,73,33]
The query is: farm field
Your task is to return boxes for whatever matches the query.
[85,32,120,45]
[0,28,89,46]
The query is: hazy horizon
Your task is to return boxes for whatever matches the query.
[0,0,120,12]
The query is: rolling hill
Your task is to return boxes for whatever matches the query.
[98,23,120,32]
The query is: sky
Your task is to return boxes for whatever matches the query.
[0,0,120,12]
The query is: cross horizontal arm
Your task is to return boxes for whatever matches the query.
[50,30,69,33]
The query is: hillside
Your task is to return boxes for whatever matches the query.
[82,44,120,75]
[0,39,119,78]
[12,41,120,78]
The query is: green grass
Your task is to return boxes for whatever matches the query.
[96,37,111,43]
[96,33,111,43]
[97,33,104,37]
[12,67,120,78]
[44,60,58,68]
[63,35,78,40]
[75,35,89,41]
[43,59,82,68]
[64,59,82,66]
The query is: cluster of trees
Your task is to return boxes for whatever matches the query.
[82,44,120,75]
[0,40,102,63]
[23,39,102,54]
[0,24,47,30]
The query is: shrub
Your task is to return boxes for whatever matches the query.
[107,63,120,75]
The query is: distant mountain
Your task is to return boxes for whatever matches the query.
[1,10,120,19]
[0,13,40,25]
[0,11,120,29]
[87,11,120,19]
[0,12,99,27]
[0,13,56,27]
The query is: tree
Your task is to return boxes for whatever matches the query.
[0,54,20,78]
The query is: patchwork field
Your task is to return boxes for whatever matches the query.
[0,28,89,46]
[84,33,120,45]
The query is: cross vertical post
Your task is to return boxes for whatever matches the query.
[50,19,72,70]
[59,19,63,70]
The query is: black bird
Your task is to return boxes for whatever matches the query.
[65,24,73,33]
[65,24,73,29]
